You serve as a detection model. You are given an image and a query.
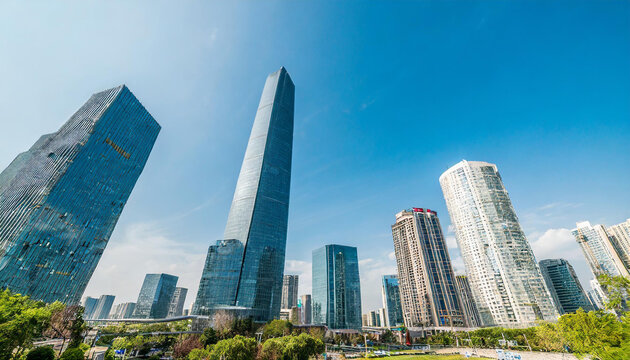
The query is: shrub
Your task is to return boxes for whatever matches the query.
[60,347,85,360]
[26,346,55,360]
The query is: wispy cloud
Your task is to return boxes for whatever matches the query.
[358,252,397,312]
[529,228,593,284]
[285,259,312,296]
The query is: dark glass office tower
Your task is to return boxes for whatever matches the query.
[194,68,294,321]
[133,273,179,319]
[92,294,116,319]
[539,259,594,314]
[167,287,188,318]
[0,86,160,304]
[281,275,299,309]
[312,244,362,329]
[381,275,404,327]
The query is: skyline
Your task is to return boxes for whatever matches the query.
[0,1,629,312]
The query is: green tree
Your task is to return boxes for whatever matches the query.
[25,346,55,360]
[260,334,324,360]
[0,289,54,360]
[533,322,563,352]
[188,347,211,360]
[380,329,397,344]
[557,308,627,360]
[59,347,85,360]
[173,335,203,359]
[209,335,257,360]
[103,348,115,360]
[598,274,630,313]
[262,320,293,339]
[201,327,218,347]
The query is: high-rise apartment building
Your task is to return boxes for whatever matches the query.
[194,68,294,321]
[455,275,482,328]
[607,219,630,273]
[391,208,466,328]
[440,160,558,327]
[82,297,99,320]
[281,275,299,309]
[92,295,115,320]
[572,221,630,278]
[539,259,593,314]
[589,279,608,309]
[133,273,179,319]
[381,275,404,327]
[368,310,381,327]
[167,287,188,318]
[0,86,160,304]
[312,244,362,329]
[110,302,136,319]
[300,294,312,324]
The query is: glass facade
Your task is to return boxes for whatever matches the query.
[133,273,179,319]
[281,275,299,309]
[0,86,160,304]
[312,244,362,329]
[110,302,136,319]
[300,294,312,324]
[381,275,404,327]
[82,296,99,320]
[440,160,558,327]
[167,287,188,318]
[539,259,593,314]
[455,275,482,328]
[572,221,630,278]
[93,294,116,320]
[193,68,294,321]
[391,209,466,328]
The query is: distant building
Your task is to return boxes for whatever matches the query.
[312,244,362,329]
[381,275,404,327]
[573,221,630,278]
[183,309,190,316]
[455,275,482,328]
[362,314,368,327]
[133,273,179,319]
[440,160,558,327]
[93,295,115,320]
[167,287,188,318]
[281,275,299,309]
[0,86,160,304]
[300,294,312,324]
[539,259,594,314]
[589,279,608,309]
[82,297,99,320]
[378,308,387,328]
[607,219,630,273]
[110,302,136,319]
[391,208,466,328]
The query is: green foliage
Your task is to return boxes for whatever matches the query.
[533,322,562,352]
[103,348,115,360]
[262,320,293,340]
[173,335,203,359]
[380,329,397,344]
[187,347,211,360]
[209,335,257,360]
[597,274,630,313]
[201,326,218,347]
[557,308,629,360]
[25,346,55,360]
[260,334,325,360]
[0,289,54,360]
[59,347,85,360]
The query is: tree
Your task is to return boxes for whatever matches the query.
[25,346,55,360]
[173,335,203,359]
[534,322,563,352]
[381,329,397,344]
[260,334,324,360]
[262,320,293,340]
[209,335,257,360]
[44,304,85,355]
[103,348,115,360]
[188,347,211,360]
[557,308,627,360]
[213,310,235,333]
[201,327,218,347]
[0,289,54,360]
[598,274,630,314]
[59,347,85,360]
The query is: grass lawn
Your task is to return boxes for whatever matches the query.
[358,356,467,360]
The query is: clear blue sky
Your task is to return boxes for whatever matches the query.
[1,1,628,312]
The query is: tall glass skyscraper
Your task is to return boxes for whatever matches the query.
[167,287,188,318]
[440,160,558,327]
[92,294,116,320]
[312,244,362,329]
[391,208,466,328]
[132,273,179,319]
[0,85,160,304]
[455,275,482,328]
[572,221,630,278]
[193,68,294,321]
[607,219,630,274]
[82,296,99,320]
[539,259,593,314]
[381,275,404,327]
[300,294,312,324]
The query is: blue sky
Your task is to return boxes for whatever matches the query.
[0,1,628,312]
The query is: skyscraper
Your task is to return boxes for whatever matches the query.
[194,68,294,321]
[381,275,404,328]
[572,221,629,278]
[82,297,99,320]
[539,259,593,314]
[133,273,179,319]
[110,302,136,319]
[300,294,312,324]
[92,295,115,320]
[167,287,188,318]
[281,275,299,309]
[440,160,558,327]
[312,244,362,329]
[607,219,630,273]
[0,86,160,304]
[391,208,466,328]
[455,275,482,328]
